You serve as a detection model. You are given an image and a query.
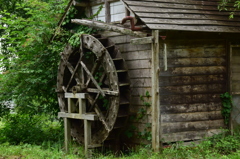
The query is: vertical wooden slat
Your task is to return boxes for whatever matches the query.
[68,98,74,113]
[163,43,167,71]
[151,30,161,152]
[84,120,91,157]
[79,98,86,115]
[64,118,71,151]
[230,45,234,95]
[229,45,233,134]
[125,7,130,16]
[65,98,73,151]
[105,0,111,23]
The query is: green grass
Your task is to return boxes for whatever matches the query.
[0,143,83,159]
[1,114,240,158]
[0,140,240,159]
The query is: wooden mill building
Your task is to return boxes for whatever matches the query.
[57,0,240,152]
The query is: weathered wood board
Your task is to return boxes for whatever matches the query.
[162,129,222,143]
[231,47,240,128]
[100,30,152,145]
[122,0,240,33]
[160,39,227,143]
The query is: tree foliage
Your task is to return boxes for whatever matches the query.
[218,0,240,18]
[0,0,100,117]
[0,0,70,116]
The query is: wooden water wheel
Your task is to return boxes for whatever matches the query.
[57,34,130,147]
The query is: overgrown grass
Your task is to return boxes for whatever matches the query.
[0,113,63,145]
[1,114,240,158]
[0,143,83,159]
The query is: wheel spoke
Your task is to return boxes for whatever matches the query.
[66,58,82,91]
[86,88,118,96]
[85,48,105,87]
[88,93,100,112]
[87,95,110,132]
[80,36,85,85]
[81,61,105,97]
[85,59,102,87]
[62,86,67,92]
[99,72,106,84]
[61,55,81,85]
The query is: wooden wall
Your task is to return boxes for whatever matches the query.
[101,31,152,145]
[91,1,127,22]
[160,39,227,143]
[231,47,240,128]
[122,0,240,33]
[100,31,231,145]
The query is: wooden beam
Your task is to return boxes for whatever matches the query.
[58,112,98,121]
[73,1,88,7]
[163,43,167,71]
[81,61,106,97]
[86,88,119,96]
[232,92,240,95]
[68,98,75,113]
[147,24,240,33]
[141,18,240,27]
[71,19,148,38]
[123,0,218,6]
[65,93,86,99]
[105,0,111,23]
[84,120,91,157]
[90,0,119,6]
[79,98,86,115]
[64,118,71,152]
[151,30,161,152]
[50,0,74,41]
[130,36,153,44]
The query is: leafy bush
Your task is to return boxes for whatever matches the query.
[209,129,240,154]
[0,113,63,145]
[0,143,81,159]
[0,0,68,117]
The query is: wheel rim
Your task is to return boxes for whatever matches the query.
[57,34,129,145]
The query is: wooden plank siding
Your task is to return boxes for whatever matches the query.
[159,39,227,143]
[230,47,240,129]
[100,31,152,145]
[91,1,132,22]
[122,0,240,32]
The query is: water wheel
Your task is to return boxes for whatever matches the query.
[57,34,130,148]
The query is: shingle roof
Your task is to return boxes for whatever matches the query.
[122,0,240,32]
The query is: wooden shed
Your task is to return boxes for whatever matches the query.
[57,0,240,152]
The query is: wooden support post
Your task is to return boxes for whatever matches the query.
[125,7,130,16]
[68,98,75,113]
[229,44,233,135]
[151,30,161,152]
[64,118,71,152]
[64,97,74,151]
[105,0,111,23]
[163,43,168,71]
[84,120,92,157]
[79,97,86,115]
[58,93,99,157]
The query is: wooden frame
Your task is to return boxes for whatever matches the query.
[90,0,132,23]
[229,45,240,135]
[58,93,98,157]
[151,30,161,152]
[105,0,111,23]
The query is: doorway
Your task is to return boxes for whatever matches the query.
[230,45,240,129]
